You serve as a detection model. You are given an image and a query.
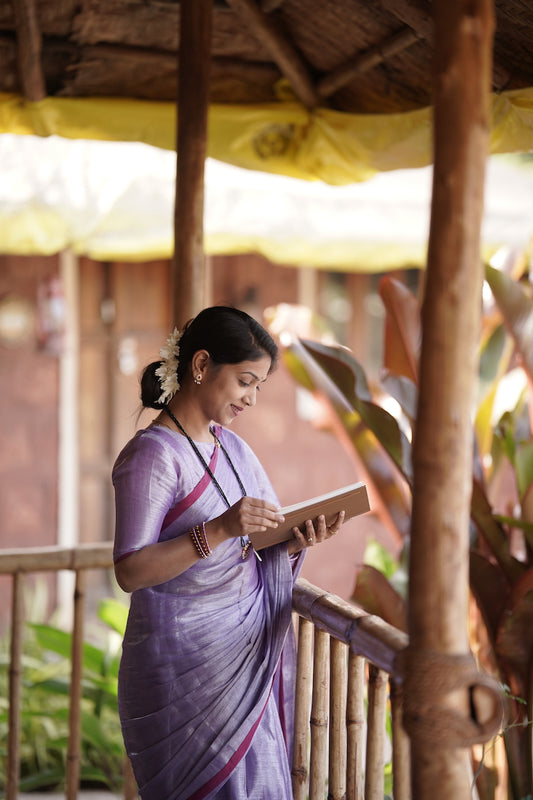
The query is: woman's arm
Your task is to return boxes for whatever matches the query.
[115,496,286,592]
[114,522,226,592]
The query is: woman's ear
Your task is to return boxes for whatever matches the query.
[190,349,210,381]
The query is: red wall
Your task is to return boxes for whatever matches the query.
[0,255,61,625]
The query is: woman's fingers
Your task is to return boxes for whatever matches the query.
[292,510,346,550]
[222,497,285,537]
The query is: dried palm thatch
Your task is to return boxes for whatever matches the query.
[2,0,532,111]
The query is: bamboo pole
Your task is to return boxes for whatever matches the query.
[292,578,407,674]
[66,569,86,800]
[346,654,365,800]
[365,665,387,800]
[172,0,212,326]
[0,543,113,573]
[405,1,495,797]
[6,573,24,800]
[390,679,411,800]
[292,616,314,800]
[309,628,329,800]
[329,638,348,799]
[123,755,138,800]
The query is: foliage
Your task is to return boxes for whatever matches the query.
[0,595,128,794]
[274,255,533,799]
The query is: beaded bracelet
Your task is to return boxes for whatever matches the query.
[190,521,212,559]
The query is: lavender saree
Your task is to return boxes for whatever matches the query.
[112,425,301,800]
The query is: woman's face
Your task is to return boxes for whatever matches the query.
[201,354,272,427]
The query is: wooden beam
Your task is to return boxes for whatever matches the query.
[380,0,513,90]
[172,0,213,326]
[225,0,319,109]
[377,0,433,41]
[260,0,286,11]
[10,0,46,100]
[317,26,420,100]
[405,1,497,797]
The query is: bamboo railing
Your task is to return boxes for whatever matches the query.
[292,579,410,800]
[0,546,410,800]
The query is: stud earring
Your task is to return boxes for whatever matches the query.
[194,374,202,385]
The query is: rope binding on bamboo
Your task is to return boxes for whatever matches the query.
[397,647,504,747]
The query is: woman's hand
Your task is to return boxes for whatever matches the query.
[288,510,346,555]
[209,496,285,540]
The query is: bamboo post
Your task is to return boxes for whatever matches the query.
[390,679,411,800]
[172,0,212,326]
[329,637,348,799]
[346,654,365,800]
[405,1,495,798]
[6,573,24,800]
[292,617,314,800]
[309,628,329,800]
[123,755,138,800]
[66,569,86,800]
[365,665,387,800]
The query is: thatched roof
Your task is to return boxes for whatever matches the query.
[1,1,532,184]
[2,0,533,112]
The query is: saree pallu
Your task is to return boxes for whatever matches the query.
[113,426,301,799]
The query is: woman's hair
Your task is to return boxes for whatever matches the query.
[141,306,278,409]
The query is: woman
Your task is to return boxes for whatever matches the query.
[112,306,344,799]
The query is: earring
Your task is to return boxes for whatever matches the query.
[194,374,202,385]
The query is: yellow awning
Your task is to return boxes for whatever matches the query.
[1,88,533,184]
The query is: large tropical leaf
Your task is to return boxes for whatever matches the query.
[380,372,418,427]
[351,564,407,631]
[295,338,413,484]
[469,551,512,651]
[283,338,413,541]
[470,480,525,584]
[379,275,421,384]
[485,264,533,382]
[496,587,533,693]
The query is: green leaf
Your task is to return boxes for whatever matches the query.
[363,539,399,581]
[515,441,533,501]
[18,768,65,792]
[30,624,106,675]
[98,598,129,636]
[297,338,413,483]
[80,710,122,752]
[479,323,507,385]
[485,264,533,382]
[29,624,72,659]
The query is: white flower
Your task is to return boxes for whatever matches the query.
[155,327,181,403]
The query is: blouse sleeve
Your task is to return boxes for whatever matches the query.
[112,432,179,562]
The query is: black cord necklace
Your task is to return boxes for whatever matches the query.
[163,405,254,560]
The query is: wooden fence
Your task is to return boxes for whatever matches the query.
[0,545,409,799]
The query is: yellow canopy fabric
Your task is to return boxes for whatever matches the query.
[1,88,533,184]
[1,90,532,267]
[2,133,531,268]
